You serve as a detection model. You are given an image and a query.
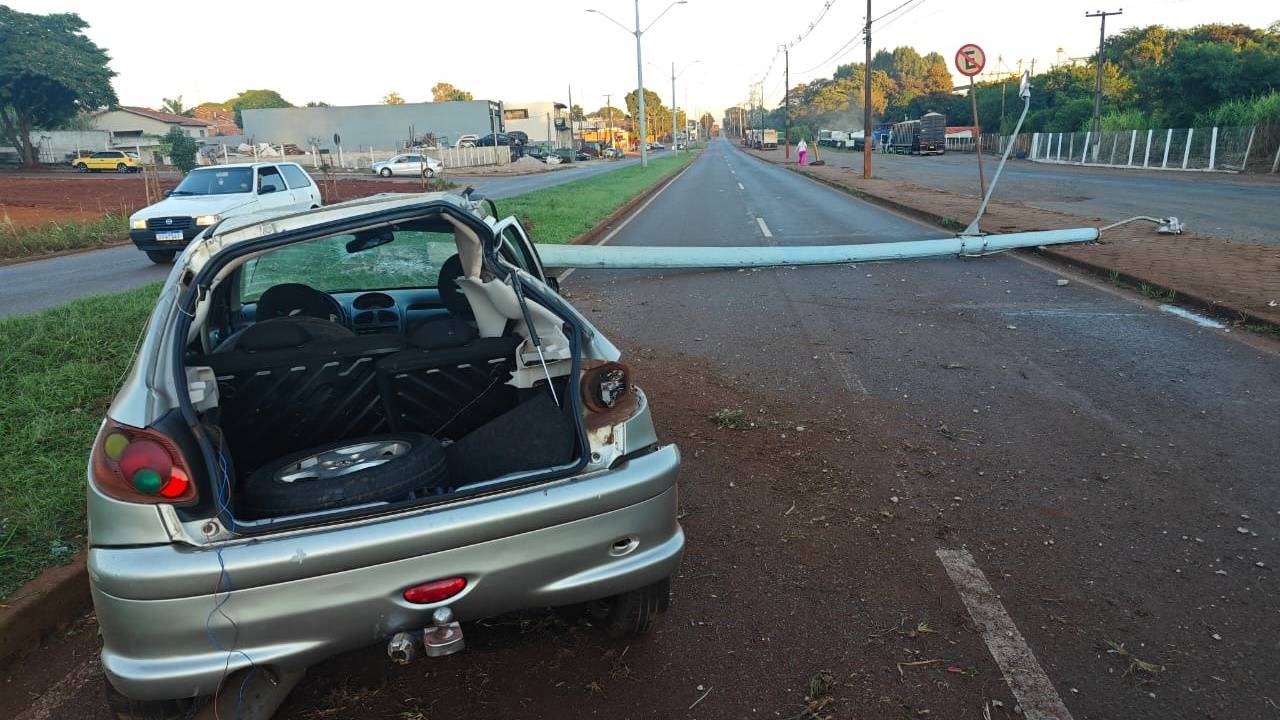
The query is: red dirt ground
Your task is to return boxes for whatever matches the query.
[0,174,435,228]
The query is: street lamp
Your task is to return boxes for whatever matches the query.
[669,60,700,152]
[586,0,688,167]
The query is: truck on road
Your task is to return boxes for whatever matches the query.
[760,129,778,150]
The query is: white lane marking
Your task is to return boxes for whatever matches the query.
[936,548,1074,720]
[15,657,99,720]
[755,217,773,238]
[556,158,697,282]
[737,182,745,190]
[1158,303,1225,329]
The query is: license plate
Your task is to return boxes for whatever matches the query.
[155,230,184,242]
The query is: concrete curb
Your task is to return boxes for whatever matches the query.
[0,152,701,671]
[761,154,1278,331]
[0,552,90,667]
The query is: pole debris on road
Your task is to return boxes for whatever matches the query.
[536,227,1100,270]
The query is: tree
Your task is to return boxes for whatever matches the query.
[161,95,188,116]
[160,126,199,172]
[570,104,585,121]
[226,89,292,126]
[304,100,331,107]
[382,92,406,105]
[431,83,473,102]
[0,7,117,167]
[624,88,667,141]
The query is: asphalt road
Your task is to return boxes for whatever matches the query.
[0,157,641,319]
[814,147,1280,245]
[6,139,1277,720]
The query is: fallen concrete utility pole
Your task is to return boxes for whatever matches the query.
[535,227,1099,270]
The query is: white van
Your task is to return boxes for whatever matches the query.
[128,162,322,263]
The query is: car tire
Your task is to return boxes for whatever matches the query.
[104,678,204,720]
[145,250,176,264]
[379,167,392,177]
[424,168,434,178]
[241,433,447,517]
[117,163,129,173]
[604,577,671,639]
[74,163,88,173]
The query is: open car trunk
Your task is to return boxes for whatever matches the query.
[177,200,590,528]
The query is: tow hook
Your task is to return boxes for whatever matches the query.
[423,606,465,657]
[386,606,465,664]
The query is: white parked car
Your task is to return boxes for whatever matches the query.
[455,134,479,148]
[372,153,444,178]
[128,162,322,264]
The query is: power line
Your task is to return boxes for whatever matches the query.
[753,0,843,91]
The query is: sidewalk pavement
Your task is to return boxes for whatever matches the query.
[747,147,1280,327]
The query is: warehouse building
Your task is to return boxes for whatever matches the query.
[242,100,503,150]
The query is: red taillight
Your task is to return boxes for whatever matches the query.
[91,419,198,505]
[403,577,467,604]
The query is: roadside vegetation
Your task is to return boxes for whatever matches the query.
[0,152,697,598]
[0,213,129,262]
[0,284,161,597]
[751,22,1280,138]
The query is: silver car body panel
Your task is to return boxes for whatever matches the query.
[90,193,681,700]
[95,453,681,699]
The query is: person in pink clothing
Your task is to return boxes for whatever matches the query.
[797,138,808,166]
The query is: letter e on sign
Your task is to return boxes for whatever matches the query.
[955,44,986,77]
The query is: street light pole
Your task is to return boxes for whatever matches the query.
[1087,8,1122,162]
[586,1,687,168]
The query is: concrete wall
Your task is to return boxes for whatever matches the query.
[242,101,503,150]
[0,130,113,164]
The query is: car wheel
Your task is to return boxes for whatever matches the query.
[74,163,88,173]
[379,167,392,177]
[424,168,435,178]
[117,163,129,173]
[145,250,177,264]
[241,433,447,517]
[104,678,205,720]
[603,577,671,639]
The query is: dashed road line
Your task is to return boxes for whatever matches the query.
[936,548,1074,720]
[737,182,744,190]
[755,217,773,238]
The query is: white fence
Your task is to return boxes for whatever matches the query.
[198,143,511,171]
[1029,126,1256,173]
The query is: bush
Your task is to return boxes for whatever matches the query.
[1196,90,1280,127]
[160,126,199,172]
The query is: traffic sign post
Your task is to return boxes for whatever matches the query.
[956,44,987,198]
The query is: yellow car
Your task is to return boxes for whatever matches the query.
[72,150,141,173]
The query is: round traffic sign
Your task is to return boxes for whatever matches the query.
[955,44,986,77]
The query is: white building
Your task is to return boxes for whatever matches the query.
[91,107,214,144]
[502,101,571,147]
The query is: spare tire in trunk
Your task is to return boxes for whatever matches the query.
[241,433,447,517]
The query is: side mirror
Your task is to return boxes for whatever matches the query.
[259,185,277,195]
[1018,70,1031,100]
[163,189,173,198]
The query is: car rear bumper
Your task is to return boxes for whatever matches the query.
[92,446,683,701]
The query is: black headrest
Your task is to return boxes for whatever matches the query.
[408,317,478,350]
[222,317,355,353]
[256,283,338,321]
[437,255,473,319]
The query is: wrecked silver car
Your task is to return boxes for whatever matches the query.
[87,191,682,717]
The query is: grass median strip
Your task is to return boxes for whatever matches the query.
[499,153,694,244]
[0,153,697,598]
[0,213,130,262]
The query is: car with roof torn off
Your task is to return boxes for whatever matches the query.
[89,189,682,719]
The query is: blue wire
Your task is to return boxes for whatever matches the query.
[204,447,257,719]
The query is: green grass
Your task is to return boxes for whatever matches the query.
[0,153,696,598]
[498,152,694,244]
[0,284,162,597]
[0,213,130,261]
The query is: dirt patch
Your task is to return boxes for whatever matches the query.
[0,175,174,227]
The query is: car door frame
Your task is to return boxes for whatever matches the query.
[254,164,295,214]
[491,216,550,286]
[278,163,320,208]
